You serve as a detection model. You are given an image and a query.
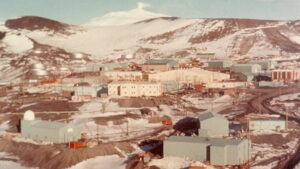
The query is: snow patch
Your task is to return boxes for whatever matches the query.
[2,33,33,53]
[67,155,125,169]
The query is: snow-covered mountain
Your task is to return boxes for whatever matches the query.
[0,6,300,83]
[83,2,168,27]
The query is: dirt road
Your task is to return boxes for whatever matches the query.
[247,83,300,169]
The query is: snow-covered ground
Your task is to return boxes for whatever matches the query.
[149,156,214,169]
[0,121,9,135]
[67,155,126,169]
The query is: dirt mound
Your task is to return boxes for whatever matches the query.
[5,16,69,33]
[251,132,297,148]
[0,139,133,169]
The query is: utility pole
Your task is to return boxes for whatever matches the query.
[126,121,129,136]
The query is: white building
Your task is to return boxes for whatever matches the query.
[148,68,230,84]
[103,71,143,81]
[108,81,162,97]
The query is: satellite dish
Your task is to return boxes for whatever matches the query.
[24,110,35,121]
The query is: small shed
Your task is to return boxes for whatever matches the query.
[21,111,81,143]
[249,119,285,131]
[198,112,229,137]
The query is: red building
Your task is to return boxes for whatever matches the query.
[271,69,299,82]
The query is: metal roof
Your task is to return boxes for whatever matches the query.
[198,112,227,121]
[232,63,260,67]
[166,136,245,146]
[145,59,178,68]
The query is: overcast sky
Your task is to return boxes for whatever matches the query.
[0,0,299,24]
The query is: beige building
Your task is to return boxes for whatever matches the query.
[108,81,162,97]
[141,63,170,72]
[149,68,230,84]
[103,71,143,81]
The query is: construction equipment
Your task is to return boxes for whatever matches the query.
[162,120,173,125]
[136,153,151,163]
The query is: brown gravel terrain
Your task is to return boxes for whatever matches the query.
[0,139,134,169]
[112,96,176,108]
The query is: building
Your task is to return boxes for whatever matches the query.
[149,68,230,84]
[21,110,81,143]
[145,59,179,69]
[249,119,285,131]
[271,69,299,82]
[208,60,233,69]
[74,86,101,97]
[258,81,284,87]
[103,71,143,81]
[197,53,216,59]
[238,73,255,82]
[248,60,277,70]
[198,112,229,137]
[86,63,129,72]
[141,63,170,72]
[230,64,262,74]
[162,81,181,92]
[108,81,162,97]
[164,136,251,166]
[205,82,246,89]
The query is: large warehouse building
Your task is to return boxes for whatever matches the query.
[21,110,81,143]
[164,136,251,166]
[148,68,230,84]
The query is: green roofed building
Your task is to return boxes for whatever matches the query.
[145,59,179,69]
[248,60,277,70]
[198,112,229,137]
[164,136,251,166]
[208,60,233,69]
[231,64,261,74]
[21,110,81,143]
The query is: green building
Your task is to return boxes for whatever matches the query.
[21,111,81,143]
[208,60,233,69]
[164,136,251,165]
[198,112,229,137]
[238,72,255,82]
[145,59,179,69]
[231,64,261,74]
[249,119,285,131]
[248,60,277,70]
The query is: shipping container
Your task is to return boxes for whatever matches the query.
[70,141,86,149]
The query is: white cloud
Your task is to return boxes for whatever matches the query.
[137,2,151,9]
